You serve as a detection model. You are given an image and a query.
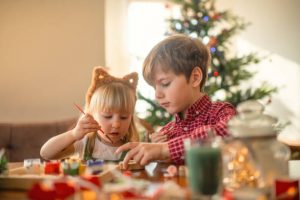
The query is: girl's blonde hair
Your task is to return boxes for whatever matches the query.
[85,67,139,143]
[87,82,139,142]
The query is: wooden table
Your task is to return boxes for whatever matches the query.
[0,162,30,199]
[0,162,188,199]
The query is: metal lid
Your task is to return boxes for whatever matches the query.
[228,100,277,137]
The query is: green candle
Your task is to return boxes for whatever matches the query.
[186,146,222,195]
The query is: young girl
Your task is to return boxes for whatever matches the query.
[40,67,139,161]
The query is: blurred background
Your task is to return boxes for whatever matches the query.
[0,0,299,129]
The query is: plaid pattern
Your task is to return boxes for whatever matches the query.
[160,95,236,164]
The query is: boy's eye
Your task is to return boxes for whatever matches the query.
[161,82,170,87]
[103,115,112,119]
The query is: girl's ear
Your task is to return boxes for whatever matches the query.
[191,67,203,88]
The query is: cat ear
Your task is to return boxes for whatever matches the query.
[123,72,138,91]
[86,66,111,107]
[93,67,114,87]
[85,67,139,108]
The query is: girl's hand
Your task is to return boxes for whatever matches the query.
[72,114,100,140]
[150,132,167,143]
[115,142,170,169]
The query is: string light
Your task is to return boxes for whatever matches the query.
[191,19,198,25]
[203,16,209,22]
[203,36,210,45]
[175,23,182,30]
[224,146,262,189]
[210,47,216,53]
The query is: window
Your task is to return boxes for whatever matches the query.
[127,1,168,115]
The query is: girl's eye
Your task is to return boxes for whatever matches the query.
[120,116,129,120]
[103,115,112,119]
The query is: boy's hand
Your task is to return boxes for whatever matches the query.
[115,142,170,169]
[150,132,167,143]
[72,114,100,140]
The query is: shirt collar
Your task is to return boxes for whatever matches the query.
[174,94,211,123]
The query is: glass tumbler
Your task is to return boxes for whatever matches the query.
[184,136,223,199]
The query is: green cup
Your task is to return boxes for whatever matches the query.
[185,137,222,198]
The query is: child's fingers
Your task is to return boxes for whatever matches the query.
[81,122,100,129]
[115,142,139,169]
[81,115,97,124]
[150,132,159,140]
[115,142,138,154]
[151,133,167,143]
[139,144,158,165]
[122,150,139,169]
[152,132,164,137]
[133,148,144,164]
[153,138,166,143]
[84,113,94,118]
[76,123,99,133]
[79,117,100,128]
[152,134,164,141]
[159,135,168,142]
[82,129,98,134]
[140,155,151,166]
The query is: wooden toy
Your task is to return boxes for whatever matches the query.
[119,160,144,171]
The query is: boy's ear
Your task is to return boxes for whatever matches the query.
[191,67,203,88]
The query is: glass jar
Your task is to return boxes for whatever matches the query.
[223,100,290,195]
[184,135,223,199]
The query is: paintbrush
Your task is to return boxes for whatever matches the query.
[73,103,113,144]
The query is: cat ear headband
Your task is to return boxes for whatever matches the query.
[85,66,138,108]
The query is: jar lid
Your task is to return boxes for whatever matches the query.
[228,100,277,137]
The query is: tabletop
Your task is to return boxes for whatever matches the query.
[0,162,189,199]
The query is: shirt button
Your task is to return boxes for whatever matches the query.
[183,127,188,131]
[196,111,199,114]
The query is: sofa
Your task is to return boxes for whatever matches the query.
[0,118,77,162]
[0,117,153,162]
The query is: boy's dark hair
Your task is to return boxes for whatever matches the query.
[143,34,211,91]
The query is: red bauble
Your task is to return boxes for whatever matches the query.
[208,37,217,47]
[212,14,221,20]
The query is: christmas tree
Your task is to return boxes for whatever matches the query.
[138,0,276,128]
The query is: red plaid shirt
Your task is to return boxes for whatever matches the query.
[159,95,236,164]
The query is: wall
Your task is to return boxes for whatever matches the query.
[1,0,299,124]
[0,0,105,122]
[105,0,131,76]
[231,0,300,64]
[217,0,300,124]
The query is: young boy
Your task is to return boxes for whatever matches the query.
[116,34,236,168]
